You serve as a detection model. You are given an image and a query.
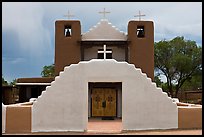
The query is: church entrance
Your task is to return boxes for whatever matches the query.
[92,88,116,117]
[88,82,122,119]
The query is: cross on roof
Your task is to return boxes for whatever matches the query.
[98,8,110,19]
[64,10,75,19]
[134,10,146,21]
[98,44,112,60]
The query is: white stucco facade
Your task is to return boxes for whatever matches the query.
[2,103,6,133]
[84,46,126,61]
[82,19,127,41]
[32,59,178,132]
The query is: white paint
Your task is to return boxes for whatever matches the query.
[98,44,112,60]
[82,19,127,41]
[32,59,178,132]
[172,98,180,103]
[88,89,91,117]
[84,46,126,61]
[16,83,51,85]
[29,98,37,102]
[2,103,6,133]
[117,88,122,118]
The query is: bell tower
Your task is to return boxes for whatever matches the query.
[128,20,154,80]
[54,20,81,76]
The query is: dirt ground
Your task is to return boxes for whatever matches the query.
[2,129,202,135]
[3,118,202,135]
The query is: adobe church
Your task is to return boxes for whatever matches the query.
[13,10,178,132]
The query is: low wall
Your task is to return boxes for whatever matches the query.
[178,105,202,129]
[2,103,6,133]
[2,102,202,133]
[5,105,31,133]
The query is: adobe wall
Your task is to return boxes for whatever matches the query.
[55,20,81,76]
[178,105,202,129]
[2,97,202,133]
[84,46,126,61]
[5,105,31,133]
[128,21,154,80]
[2,103,6,133]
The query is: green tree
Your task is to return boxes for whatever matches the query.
[10,79,17,86]
[41,64,55,77]
[154,75,163,87]
[180,69,202,91]
[2,76,8,86]
[154,36,202,97]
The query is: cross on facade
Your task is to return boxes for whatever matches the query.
[98,44,112,60]
[134,10,146,21]
[98,8,110,19]
[64,10,75,19]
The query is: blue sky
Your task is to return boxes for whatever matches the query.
[2,2,202,83]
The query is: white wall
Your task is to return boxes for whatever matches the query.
[2,103,6,133]
[88,89,91,118]
[84,46,126,61]
[82,19,127,41]
[117,88,122,118]
[32,59,178,132]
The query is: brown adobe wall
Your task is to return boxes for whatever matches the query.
[3,103,202,133]
[17,77,54,83]
[128,21,154,80]
[178,106,202,129]
[5,105,31,133]
[55,20,81,76]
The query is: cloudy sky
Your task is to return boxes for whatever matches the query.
[2,2,202,82]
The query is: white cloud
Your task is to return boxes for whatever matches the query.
[2,2,202,83]
[2,2,52,57]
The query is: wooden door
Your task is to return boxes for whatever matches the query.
[104,88,116,116]
[92,88,116,117]
[92,88,104,116]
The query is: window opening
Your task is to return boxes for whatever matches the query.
[64,26,72,37]
[137,26,145,38]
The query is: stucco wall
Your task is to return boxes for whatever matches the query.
[82,19,127,41]
[128,21,154,80]
[84,46,126,61]
[2,103,6,133]
[117,88,122,117]
[55,20,81,76]
[178,106,202,129]
[32,59,178,132]
[5,105,31,133]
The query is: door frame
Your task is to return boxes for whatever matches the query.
[88,82,122,118]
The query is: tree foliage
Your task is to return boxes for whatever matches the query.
[154,36,202,97]
[2,76,8,86]
[41,64,55,77]
[180,70,202,91]
[10,79,17,86]
[154,76,163,87]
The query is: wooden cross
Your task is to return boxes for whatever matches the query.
[64,10,75,19]
[98,44,112,60]
[134,10,146,21]
[98,8,110,19]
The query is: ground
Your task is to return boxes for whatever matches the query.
[3,118,202,135]
[2,129,202,135]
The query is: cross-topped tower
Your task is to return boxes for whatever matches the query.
[98,8,110,19]
[64,10,75,19]
[134,10,146,21]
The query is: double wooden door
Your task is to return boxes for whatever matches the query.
[92,88,116,117]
